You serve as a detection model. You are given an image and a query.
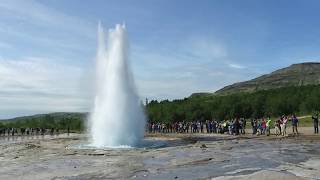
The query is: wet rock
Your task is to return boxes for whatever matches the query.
[86,153,105,156]
[200,144,207,148]
[26,143,40,149]
[64,152,78,156]
[221,146,233,150]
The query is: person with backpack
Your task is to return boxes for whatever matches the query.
[312,113,319,134]
[291,115,299,136]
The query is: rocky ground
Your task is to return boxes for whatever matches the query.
[0,127,320,180]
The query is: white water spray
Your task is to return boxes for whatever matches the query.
[89,23,146,147]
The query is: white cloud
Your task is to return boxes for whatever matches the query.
[0,0,96,58]
[0,57,91,118]
[228,63,246,69]
[131,40,252,100]
[183,38,228,60]
[0,0,93,37]
[0,0,97,118]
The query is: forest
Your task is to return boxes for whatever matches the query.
[0,112,86,132]
[146,85,320,123]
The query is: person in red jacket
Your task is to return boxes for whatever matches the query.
[261,118,266,135]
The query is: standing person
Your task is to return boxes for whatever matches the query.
[251,119,255,135]
[275,118,281,136]
[229,120,233,135]
[312,113,319,134]
[239,119,243,134]
[253,119,258,135]
[266,118,272,136]
[243,118,246,134]
[234,119,240,135]
[197,121,201,133]
[281,116,288,136]
[257,119,262,135]
[261,118,266,135]
[213,120,217,133]
[152,123,155,133]
[209,121,213,133]
[291,115,299,135]
[206,121,209,133]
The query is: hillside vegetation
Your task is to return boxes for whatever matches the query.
[0,112,87,132]
[215,62,320,94]
[146,85,320,123]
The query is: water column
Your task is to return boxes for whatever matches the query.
[89,23,146,147]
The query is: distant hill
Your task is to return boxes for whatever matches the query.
[1,112,86,122]
[215,62,320,95]
[0,112,87,131]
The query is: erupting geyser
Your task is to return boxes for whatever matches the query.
[89,23,146,147]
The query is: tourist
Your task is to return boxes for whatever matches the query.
[223,121,228,134]
[206,121,210,133]
[275,118,281,136]
[151,123,155,133]
[266,118,272,136]
[228,120,233,135]
[240,118,246,134]
[281,116,288,136]
[261,118,266,135]
[312,113,319,134]
[251,119,257,135]
[234,119,240,135]
[200,122,204,133]
[239,119,243,134]
[291,115,299,135]
[11,128,15,136]
[158,123,161,133]
[257,120,262,135]
[197,121,201,133]
[148,123,152,133]
[213,120,217,133]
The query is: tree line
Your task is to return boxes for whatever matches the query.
[146,85,320,123]
[0,113,87,132]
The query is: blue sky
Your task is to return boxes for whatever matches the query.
[0,0,320,118]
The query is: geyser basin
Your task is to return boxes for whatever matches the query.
[89,23,146,148]
[70,139,167,150]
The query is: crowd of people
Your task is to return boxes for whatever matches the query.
[148,114,320,136]
[1,114,318,138]
[0,127,62,137]
[147,118,247,135]
[251,115,299,136]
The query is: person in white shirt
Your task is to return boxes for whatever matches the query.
[281,116,288,136]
